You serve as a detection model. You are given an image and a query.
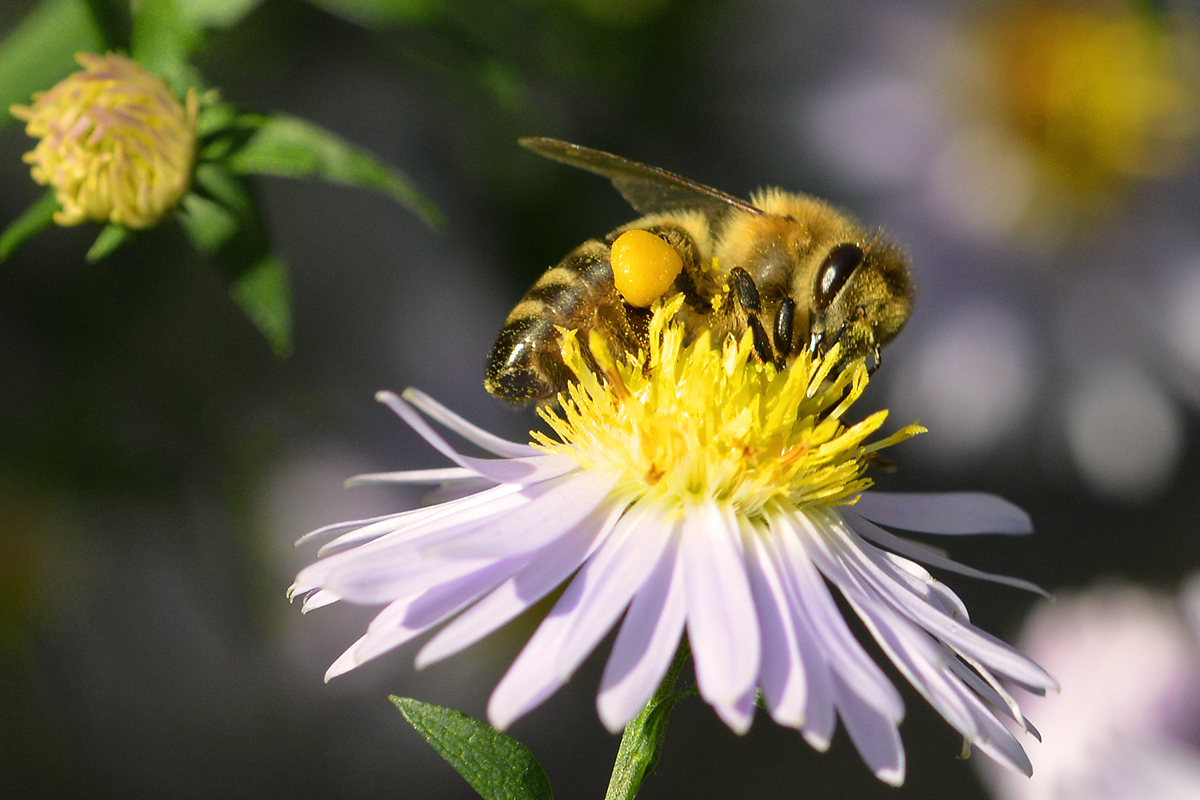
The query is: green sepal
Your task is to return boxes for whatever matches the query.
[86,223,135,262]
[217,112,443,229]
[0,193,59,261]
[177,163,293,355]
[604,640,694,800]
[0,0,106,133]
[391,696,553,800]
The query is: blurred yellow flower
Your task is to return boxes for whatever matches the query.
[11,53,199,229]
[987,2,1200,199]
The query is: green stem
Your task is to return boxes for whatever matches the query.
[604,639,694,800]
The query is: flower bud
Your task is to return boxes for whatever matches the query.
[11,53,198,229]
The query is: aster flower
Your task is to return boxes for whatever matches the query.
[291,296,1055,785]
[10,52,198,229]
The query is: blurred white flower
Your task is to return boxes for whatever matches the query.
[981,581,1200,800]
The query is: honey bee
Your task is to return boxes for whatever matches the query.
[485,138,913,405]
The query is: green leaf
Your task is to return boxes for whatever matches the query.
[129,0,199,93]
[223,113,443,229]
[85,223,135,262]
[391,696,553,800]
[229,254,292,356]
[177,170,294,355]
[0,0,106,133]
[0,192,59,261]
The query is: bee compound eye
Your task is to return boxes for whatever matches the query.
[814,243,865,310]
[610,229,683,308]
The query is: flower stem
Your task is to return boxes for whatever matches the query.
[604,639,694,800]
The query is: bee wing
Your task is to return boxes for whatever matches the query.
[519,137,765,220]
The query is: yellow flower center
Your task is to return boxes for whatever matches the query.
[10,52,199,229]
[534,295,923,520]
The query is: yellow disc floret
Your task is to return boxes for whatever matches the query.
[534,294,924,521]
[610,229,684,308]
[11,52,198,229]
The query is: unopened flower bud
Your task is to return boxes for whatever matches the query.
[11,53,198,229]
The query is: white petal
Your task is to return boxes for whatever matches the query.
[377,391,577,485]
[416,500,622,668]
[555,506,675,685]
[775,514,905,721]
[432,470,620,558]
[294,509,411,548]
[346,467,483,485]
[845,511,1048,596]
[325,557,524,679]
[819,511,1056,691]
[853,491,1031,535]
[743,531,807,727]
[315,482,527,558]
[762,519,836,750]
[597,528,686,733]
[401,387,542,458]
[487,503,671,729]
[299,589,341,612]
[682,502,761,734]
[833,674,906,787]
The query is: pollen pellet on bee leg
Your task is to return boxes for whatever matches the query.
[610,229,684,307]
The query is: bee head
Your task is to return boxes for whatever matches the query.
[809,239,913,364]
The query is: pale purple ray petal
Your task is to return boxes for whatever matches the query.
[844,511,1049,596]
[818,511,1056,691]
[401,388,542,458]
[295,508,419,548]
[775,514,904,721]
[853,491,1032,535]
[597,526,686,733]
[329,556,527,678]
[416,501,624,668]
[762,517,837,750]
[554,507,676,684]
[299,588,341,612]
[487,503,670,730]
[346,467,483,485]
[432,470,620,558]
[837,579,979,738]
[682,502,761,734]
[376,391,577,485]
[743,531,808,727]
[314,482,527,557]
[323,554,497,605]
[833,673,906,787]
[310,475,576,584]
[292,484,535,595]
[945,655,1039,737]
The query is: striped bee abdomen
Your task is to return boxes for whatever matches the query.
[485,239,646,405]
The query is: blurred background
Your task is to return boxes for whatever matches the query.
[3,0,1200,797]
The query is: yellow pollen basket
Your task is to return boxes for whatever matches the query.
[535,295,924,520]
[610,229,684,308]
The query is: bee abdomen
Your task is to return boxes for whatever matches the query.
[486,240,633,405]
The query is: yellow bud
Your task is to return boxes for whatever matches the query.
[610,229,683,308]
[10,53,198,229]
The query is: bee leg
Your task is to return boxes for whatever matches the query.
[729,267,761,313]
[728,267,777,363]
[807,329,824,356]
[773,297,795,361]
[867,345,883,376]
[747,315,774,364]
